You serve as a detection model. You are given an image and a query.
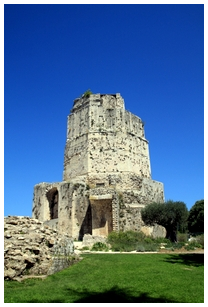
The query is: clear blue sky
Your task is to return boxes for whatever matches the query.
[4,4,204,217]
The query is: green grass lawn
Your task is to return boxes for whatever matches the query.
[4,253,204,303]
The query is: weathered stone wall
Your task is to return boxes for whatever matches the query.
[89,187,119,235]
[4,216,78,281]
[140,224,166,238]
[63,93,151,180]
[33,182,91,239]
[32,182,62,221]
[32,93,165,240]
[81,234,109,248]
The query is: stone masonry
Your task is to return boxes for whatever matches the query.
[4,216,78,281]
[32,93,165,240]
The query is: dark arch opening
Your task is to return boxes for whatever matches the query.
[78,203,92,240]
[46,187,59,219]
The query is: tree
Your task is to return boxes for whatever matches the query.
[188,199,204,234]
[141,200,189,242]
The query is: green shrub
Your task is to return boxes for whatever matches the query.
[153,237,171,244]
[177,232,188,243]
[136,245,145,252]
[107,231,145,244]
[91,242,109,252]
[160,240,174,249]
[185,241,202,251]
[81,246,90,251]
[107,231,157,252]
[196,234,204,248]
[107,230,194,253]
[171,242,186,250]
[144,243,158,252]
[144,237,154,244]
[136,243,158,252]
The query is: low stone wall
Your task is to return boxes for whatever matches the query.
[4,216,79,281]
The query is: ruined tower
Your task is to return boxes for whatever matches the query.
[32,93,165,240]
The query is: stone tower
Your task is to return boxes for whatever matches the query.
[32,93,164,240]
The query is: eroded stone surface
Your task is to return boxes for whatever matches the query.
[32,94,165,240]
[140,224,166,238]
[4,216,78,281]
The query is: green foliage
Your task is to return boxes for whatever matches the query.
[107,231,166,252]
[177,232,188,243]
[188,199,204,234]
[141,200,189,242]
[161,241,174,249]
[106,228,199,252]
[171,242,186,250]
[136,245,145,252]
[195,234,204,248]
[185,241,202,251]
[91,242,109,252]
[188,234,204,249]
[81,246,90,251]
[107,230,147,251]
[82,89,92,98]
[141,202,167,225]
[107,230,146,244]
[153,237,170,244]
[144,237,154,244]
[136,243,158,252]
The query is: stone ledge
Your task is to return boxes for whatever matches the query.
[89,194,112,200]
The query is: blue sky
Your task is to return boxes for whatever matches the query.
[4,3,204,217]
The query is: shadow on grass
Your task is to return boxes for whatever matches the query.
[72,286,177,303]
[26,286,177,303]
[163,253,204,267]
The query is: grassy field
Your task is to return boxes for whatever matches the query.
[4,253,204,303]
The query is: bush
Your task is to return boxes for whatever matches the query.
[185,241,203,250]
[107,231,160,252]
[107,230,196,253]
[171,242,186,250]
[177,232,188,243]
[107,231,147,252]
[107,231,145,244]
[136,245,145,252]
[185,241,202,251]
[144,237,154,244]
[153,237,171,244]
[159,240,174,249]
[81,246,90,251]
[91,242,109,252]
[137,243,158,252]
[196,234,204,248]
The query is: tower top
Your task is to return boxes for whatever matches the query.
[71,93,125,113]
